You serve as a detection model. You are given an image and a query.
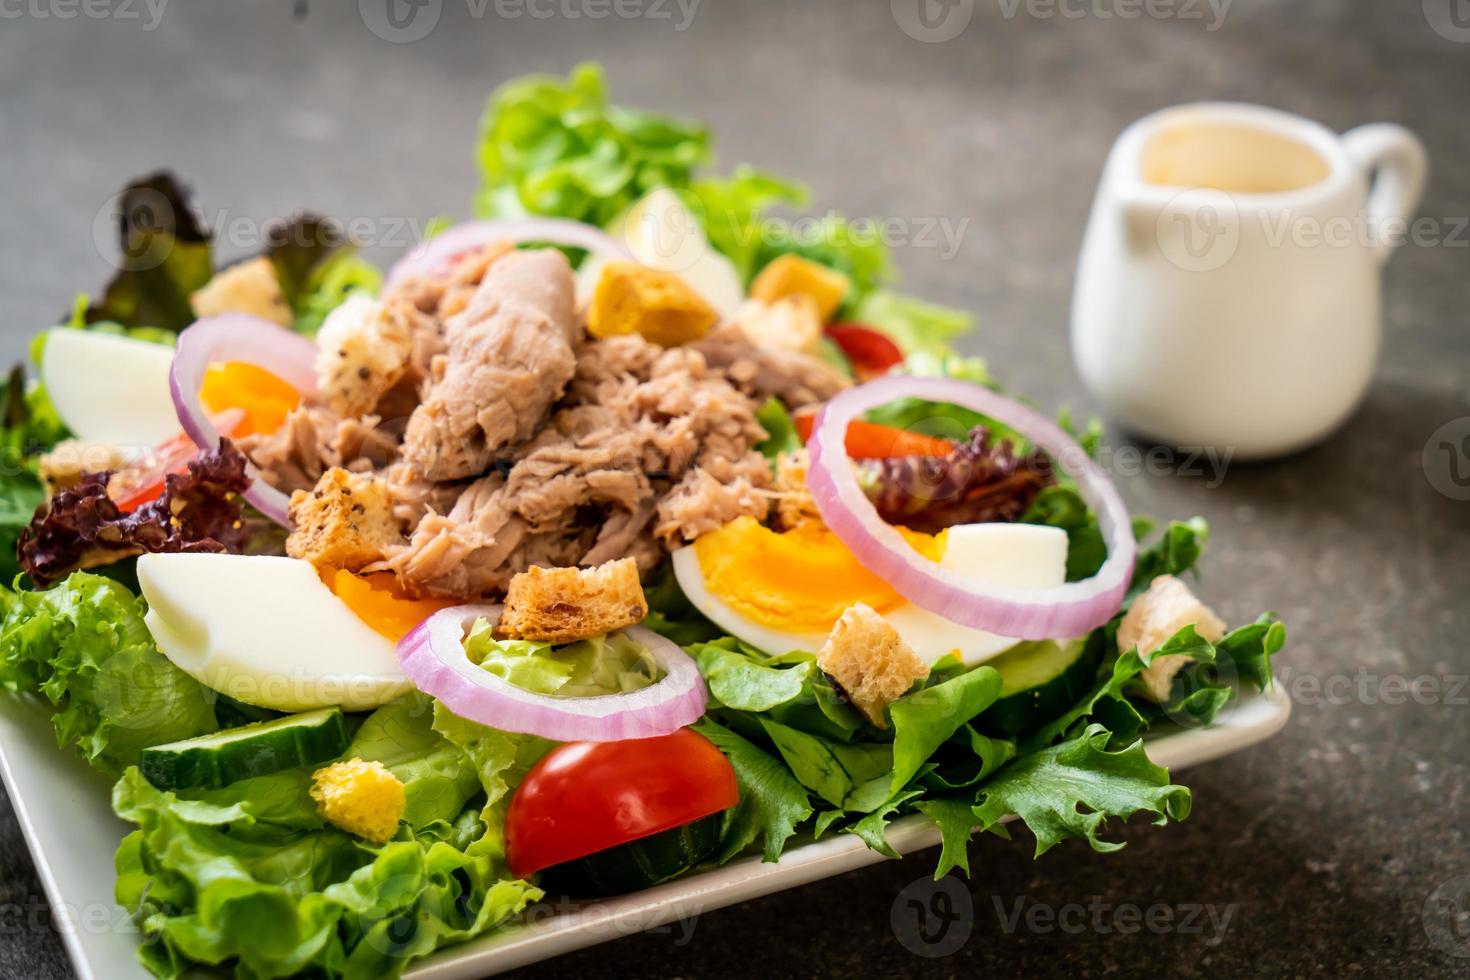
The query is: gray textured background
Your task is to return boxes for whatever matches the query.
[1,1,1468,977]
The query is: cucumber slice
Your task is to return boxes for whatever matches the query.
[140,707,348,791]
[537,812,725,898]
[975,634,1102,737]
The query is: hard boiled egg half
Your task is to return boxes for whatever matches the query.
[41,328,180,450]
[138,554,453,712]
[575,187,745,318]
[672,517,1069,666]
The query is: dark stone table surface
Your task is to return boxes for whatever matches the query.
[1,1,1466,977]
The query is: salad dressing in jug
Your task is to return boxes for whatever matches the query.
[1140,121,1331,194]
[1071,103,1426,458]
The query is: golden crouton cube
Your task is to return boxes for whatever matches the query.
[817,603,930,728]
[732,295,824,354]
[190,257,292,327]
[38,440,129,495]
[749,254,850,322]
[311,758,405,844]
[1117,574,1227,703]
[314,294,413,418]
[287,468,402,572]
[497,557,649,643]
[587,261,719,347]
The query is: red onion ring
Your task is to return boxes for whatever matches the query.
[169,314,319,526]
[398,605,708,742]
[383,218,632,289]
[806,376,1136,640]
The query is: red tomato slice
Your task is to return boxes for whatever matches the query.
[793,410,955,459]
[108,409,246,512]
[506,729,738,880]
[825,322,904,382]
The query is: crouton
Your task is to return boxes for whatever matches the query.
[497,557,648,643]
[1117,574,1227,703]
[749,254,850,322]
[773,449,821,530]
[314,294,413,417]
[286,468,403,573]
[817,603,930,728]
[190,257,292,327]
[38,440,129,495]
[732,295,824,354]
[311,758,405,843]
[587,261,719,347]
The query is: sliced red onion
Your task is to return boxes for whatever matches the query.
[383,218,632,289]
[169,314,319,526]
[806,376,1136,640]
[398,605,708,742]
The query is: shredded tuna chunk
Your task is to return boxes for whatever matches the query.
[401,249,578,480]
[691,321,852,408]
[237,406,397,496]
[379,334,771,597]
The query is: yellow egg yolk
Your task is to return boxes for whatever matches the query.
[199,361,301,437]
[326,569,458,642]
[693,516,945,635]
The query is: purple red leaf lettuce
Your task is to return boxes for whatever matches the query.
[859,426,1054,534]
[18,440,252,586]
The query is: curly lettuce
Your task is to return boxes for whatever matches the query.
[113,765,539,980]
[0,572,217,775]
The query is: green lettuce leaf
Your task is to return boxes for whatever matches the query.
[0,365,70,583]
[888,666,1002,795]
[757,718,892,812]
[915,796,985,877]
[345,694,482,831]
[754,396,802,462]
[430,701,555,858]
[475,62,710,227]
[0,572,217,775]
[693,718,812,863]
[849,289,974,357]
[265,213,384,336]
[112,767,539,980]
[86,172,214,332]
[688,167,807,284]
[1216,612,1286,690]
[973,723,1191,857]
[462,619,660,697]
[846,788,925,858]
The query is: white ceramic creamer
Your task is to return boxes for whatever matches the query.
[1071,103,1427,459]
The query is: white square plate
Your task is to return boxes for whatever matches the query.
[0,682,1290,980]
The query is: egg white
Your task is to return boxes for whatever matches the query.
[42,328,180,452]
[672,522,1069,666]
[139,553,411,712]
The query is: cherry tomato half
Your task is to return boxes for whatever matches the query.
[793,411,956,459]
[108,408,247,512]
[506,729,738,880]
[825,322,904,382]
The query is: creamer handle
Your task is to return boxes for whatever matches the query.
[1342,124,1428,266]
